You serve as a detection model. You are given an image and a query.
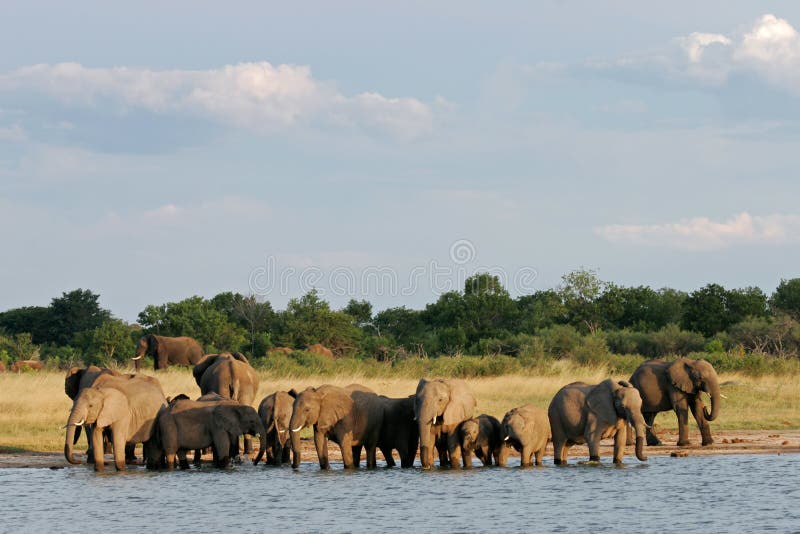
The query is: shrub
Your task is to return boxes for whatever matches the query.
[539,325,582,357]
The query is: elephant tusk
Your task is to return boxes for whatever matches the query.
[131,355,143,360]
[291,426,304,433]
[720,393,729,399]
[278,429,287,434]
[504,435,509,441]
[66,419,85,428]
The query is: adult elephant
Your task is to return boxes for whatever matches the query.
[378,395,418,468]
[630,358,721,446]
[193,353,260,456]
[549,379,648,465]
[64,366,124,463]
[289,385,384,469]
[64,374,166,471]
[414,378,476,469]
[146,396,266,469]
[132,334,204,371]
[257,390,296,466]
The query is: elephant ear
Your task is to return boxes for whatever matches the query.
[586,379,619,427]
[443,379,476,426]
[668,359,695,394]
[287,389,298,399]
[214,406,242,435]
[64,367,84,400]
[96,389,129,429]
[231,352,249,363]
[192,355,218,385]
[317,389,353,432]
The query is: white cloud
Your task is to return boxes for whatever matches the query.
[0,123,26,142]
[0,62,439,138]
[595,212,800,250]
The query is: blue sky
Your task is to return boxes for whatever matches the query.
[2,1,800,321]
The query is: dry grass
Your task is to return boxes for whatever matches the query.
[1,368,797,453]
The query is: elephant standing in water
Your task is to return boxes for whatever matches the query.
[549,379,648,465]
[64,374,166,471]
[289,385,384,469]
[133,334,204,371]
[377,395,418,468]
[630,358,722,446]
[457,414,504,467]
[65,366,124,462]
[414,378,476,469]
[501,405,550,467]
[258,390,296,466]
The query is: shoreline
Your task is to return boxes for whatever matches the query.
[2,429,797,469]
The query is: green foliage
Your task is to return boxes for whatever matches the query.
[49,289,111,346]
[682,284,767,337]
[344,299,373,326]
[515,290,566,333]
[558,268,606,333]
[539,324,582,357]
[771,278,800,318]
[275,290,361,355]
[0,333,40,361]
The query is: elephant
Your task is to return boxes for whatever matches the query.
[132,334,204,371]
[414,378,477,469]
[193,353,260,457]
[257,390,296,466]
[630,358,722,446]
[306,344,334,358]
[548,379,648,465]
[10,360,43,372]
[64,374,166,471]
[146,397,266,469]
[64,366,125,462]
[289,385,384,469]
[500,405,550,466]
[377,395,418,468]
[457,414,503,467]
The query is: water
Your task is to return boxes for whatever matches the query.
[2,454,798,533]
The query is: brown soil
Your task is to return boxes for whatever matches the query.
[2,429,798,469]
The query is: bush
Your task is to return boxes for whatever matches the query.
[539,325,582,357]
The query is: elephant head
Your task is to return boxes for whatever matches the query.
[215,405,267,465]
[64,387,128,464]
[414,378,476,469]
[668,358,721,421]
[458,418,480,451]
[587,379,648,462]
[502,412,525,450]
[132,334,156,370]
[64,367,86,400]
[288,386,353,468]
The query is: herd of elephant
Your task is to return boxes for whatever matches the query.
[62,334,723,471]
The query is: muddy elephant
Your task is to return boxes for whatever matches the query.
[289,385,384,469]
[257,390,296,466]
[549,379,648,465]
[630,358,721,446]
[193,353,260,455]
[64,374,166,471]
[133,334,204,371]
[414,378,476,469]
[501,405,550,466]
[378,395,418,468]
[64,366,125,463]
[147,397,266,469]
[457,414,503,467]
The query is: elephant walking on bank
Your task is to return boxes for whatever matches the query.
[257,390,296,466]
[64,374,166,471]
[630,358,722,446]
[133,334,204,371]
[289,385,384,469]
[549,379,648,465]
[414,378,476,469]
[501,405,550,467]
[457,414,504,467]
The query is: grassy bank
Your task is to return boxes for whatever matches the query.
[1,364,798,453]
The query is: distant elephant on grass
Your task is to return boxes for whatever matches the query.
[414,378,476,469]
[501,405,550,466]
[630,358,721,446]
[10,360,43,372]
[289,385,384,469]
[132,334,204,371]
[549,379,648,465]
[378,395,418,468]
[193,353,260,457]
[147,397,266,469]
[457,414,503,467]
[306,344,334,358]
[258,390,296,466]
[64,374,166,471]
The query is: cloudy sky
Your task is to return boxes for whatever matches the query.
[2,1,800,320]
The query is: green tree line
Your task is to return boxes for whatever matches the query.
[2,271,800,370]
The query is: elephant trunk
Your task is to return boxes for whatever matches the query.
[289,428,302,469]
[418,420,434,469]
[253,425,267,466]
[635,436,647,462]
[629,411,648,462]
[703,375,721,422]
[64,407,86,465]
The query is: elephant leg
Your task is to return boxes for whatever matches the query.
[213,431,232,468]
[366,444,378,469]
[587,424,605,462]
[447,432,462,469]
[103,429,114,454]
[340,436,355,469]
[351,444,362,467]
[520,445,533,467]
[461,448,473,468]
[644,412,661,446]
[496,444,508,467]
[482,447,493,467]
[281,444,291,465]
[178,450,190,470]
[112,432,127,471]
[92,426,106,472]
[435,440,449,467]
[689,397,714,446]
[381,446,396,467]
[613,427,626,464]
[534,448,544,466]
[243,434,252,456]
[553,440,568,465]
[314,429,330,469]
[674,401,691,446]
[193,448,203,466]
[125,443,136,464]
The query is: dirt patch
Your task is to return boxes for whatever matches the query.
[2,429,798,469]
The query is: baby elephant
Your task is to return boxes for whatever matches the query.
[457,414,504,467]
[501,405,550,466]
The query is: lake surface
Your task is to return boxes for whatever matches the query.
[2,454,798,533]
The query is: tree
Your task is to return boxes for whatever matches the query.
[344,299,373,327]
[459,274,517,347]
[74,318,136,365]
[49,289,111,346]
[276,290,361,355]
[771,278,800,318]
[233,294,274,357]
[373,307,425,347]
[516,290,567,333]
[726,286,767,323]
[0,306,51,344]
[558,268,606,333]
[681,284,730,337]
